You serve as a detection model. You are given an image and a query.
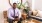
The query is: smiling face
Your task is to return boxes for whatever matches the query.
[13,3,17,9]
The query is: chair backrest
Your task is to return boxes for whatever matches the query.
[3,11,7,19]
[22,13,27,20]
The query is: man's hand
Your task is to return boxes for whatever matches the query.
[14,18,19,21]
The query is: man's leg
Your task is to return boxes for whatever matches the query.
[8,18,13,23]
[17,18,22,23]
[17,21,21,23]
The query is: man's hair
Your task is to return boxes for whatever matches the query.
[13,3,17,5]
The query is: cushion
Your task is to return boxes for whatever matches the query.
[32,10,38,16]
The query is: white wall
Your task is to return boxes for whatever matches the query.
[32,0,35,10]
[33,0,42,11]
[0,0,11,23]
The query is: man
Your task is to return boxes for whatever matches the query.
[7,0,21,23]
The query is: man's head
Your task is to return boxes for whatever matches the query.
[13,3,17,9]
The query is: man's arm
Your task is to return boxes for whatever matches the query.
[7,9,14,20]
[18,10,21,19]
[8,0,13,7]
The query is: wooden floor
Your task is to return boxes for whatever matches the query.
[4,19,42,23]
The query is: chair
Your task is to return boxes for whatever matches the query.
[3,11,8,23]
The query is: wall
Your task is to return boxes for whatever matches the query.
[34,0,42,11]
[0,0,11,23]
